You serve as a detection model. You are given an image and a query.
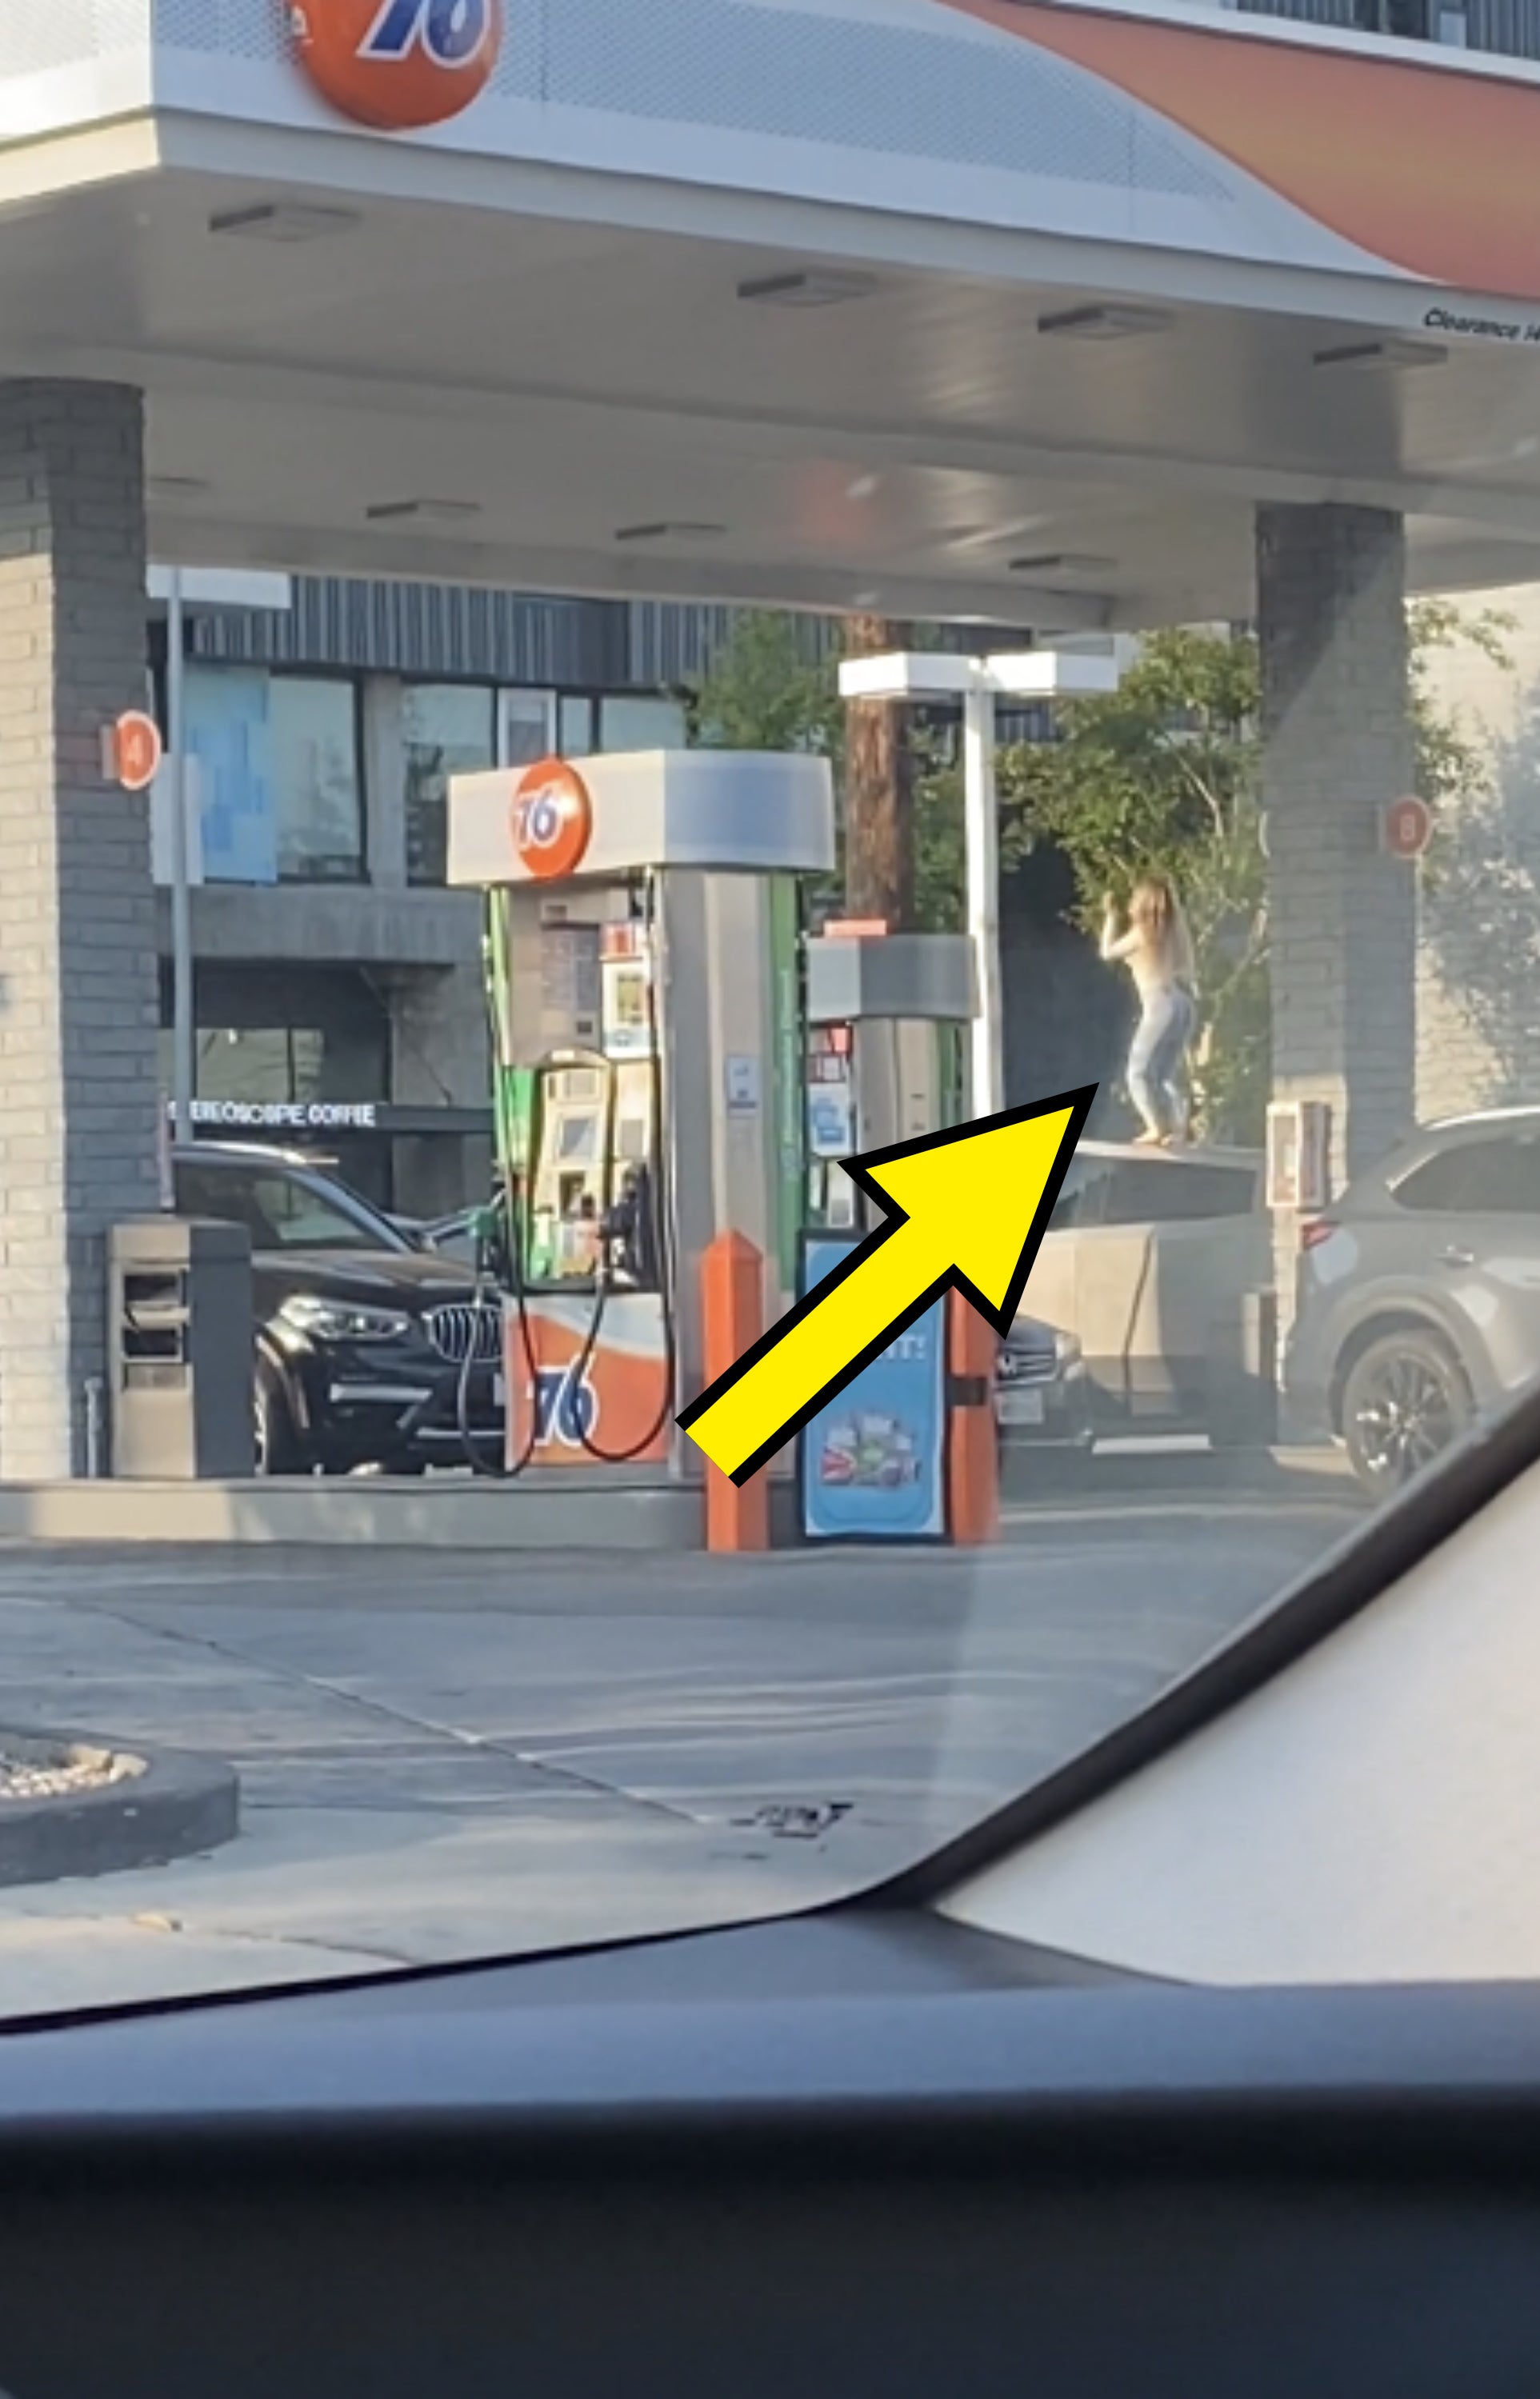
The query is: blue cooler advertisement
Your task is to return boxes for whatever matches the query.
[798,1233,948,1544]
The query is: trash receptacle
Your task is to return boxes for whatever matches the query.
[109,1219,254,1478]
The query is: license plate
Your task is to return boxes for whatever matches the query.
[998,1387,1046,1427]
[492,1373,506,1409]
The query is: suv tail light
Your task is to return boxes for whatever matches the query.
[1300,1217,1338,1252]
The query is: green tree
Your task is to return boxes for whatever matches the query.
[994,628,1265,1143]
[982,612,1507,1146]
[686,611,839,757]
[686,606,1506,1146]
[685,610,974,927]
[1409,598,1512,812]
[1413,601,1532,1098]
[908,630,1264,1136]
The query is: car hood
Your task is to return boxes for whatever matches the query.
[254,1249,479,1308]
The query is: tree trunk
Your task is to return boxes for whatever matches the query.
[841,614,914,930]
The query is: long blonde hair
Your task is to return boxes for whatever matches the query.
[1129,874,1178,948]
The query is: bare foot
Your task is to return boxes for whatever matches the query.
[1132,1129,1163,1146]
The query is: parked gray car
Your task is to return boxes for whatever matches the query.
[1286,1106,1540,1495]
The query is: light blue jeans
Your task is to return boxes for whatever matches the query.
[1127,984,1195,1138]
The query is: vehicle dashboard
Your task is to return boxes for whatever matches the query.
[1,1910,1538,2399]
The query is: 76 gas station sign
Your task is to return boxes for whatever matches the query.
[290,0,503,129]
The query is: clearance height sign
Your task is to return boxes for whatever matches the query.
[291,0,502,130]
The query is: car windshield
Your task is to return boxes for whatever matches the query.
[176,1160,415,1255]
[4,0,1540,2019]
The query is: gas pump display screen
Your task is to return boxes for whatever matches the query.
[558,1117,598,1162]
[798,1234,947,1545]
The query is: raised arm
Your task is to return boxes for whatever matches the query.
[1100,901,1138,965]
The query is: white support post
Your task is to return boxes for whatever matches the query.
[166,566,194,1147]
[962,681,1003,1120]
[837,646,1121,1126]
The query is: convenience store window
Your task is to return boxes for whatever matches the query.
[598,694,689,752]
[405,682,496,886]
[160,966,391,1113]
[273,676,366,882]
[181,666,366,885]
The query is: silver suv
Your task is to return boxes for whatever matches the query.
[1023,1140,1268,1438]
[1286,1107,1540,1496]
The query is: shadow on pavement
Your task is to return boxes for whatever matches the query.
[1001,1441,1359,1512]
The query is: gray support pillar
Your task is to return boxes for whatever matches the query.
[390,951,491,1217]
[0,382,160,1477]
[1258,503,1417,1204]
[362,674,407,891]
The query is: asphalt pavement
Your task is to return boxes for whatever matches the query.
[0,1454,1363,2017]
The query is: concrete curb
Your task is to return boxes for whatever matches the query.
[0,1729,239,1889]
[0,1449,1348,1549]
[0,1474,712,1549]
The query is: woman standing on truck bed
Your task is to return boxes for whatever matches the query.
[1100,874,1197,1147]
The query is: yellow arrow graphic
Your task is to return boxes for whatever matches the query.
[678,1086,1096,1486]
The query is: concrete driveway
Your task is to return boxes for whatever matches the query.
[0,1460,1361,2017]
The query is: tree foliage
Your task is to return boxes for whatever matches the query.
[686,610,840,758]
[1413,602,1538,1102]
[978,629,1266,1142]
[686,611,967,924]
[685,606,1510,1145]
[1409,598,1512,811]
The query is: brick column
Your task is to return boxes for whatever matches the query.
[1257,504,1416,1364]
[1258,503,1417,1165]
[0,382,160,1478]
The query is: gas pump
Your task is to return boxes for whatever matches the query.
[448,749,834,1478]
[802,928,977,1230]
[796,924,986,1545]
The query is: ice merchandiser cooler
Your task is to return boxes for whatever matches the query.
[108,1217,254,1478]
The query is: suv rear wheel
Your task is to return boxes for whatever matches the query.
[1340,1326,1473,1497]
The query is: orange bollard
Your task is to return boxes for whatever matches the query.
[946,1290,1000,1545]
[700,1230,770,1553]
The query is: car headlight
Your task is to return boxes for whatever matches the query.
[998,1327,1082,1380]
[278,1296,414,1345]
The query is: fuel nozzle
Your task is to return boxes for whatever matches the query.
[470,1195,513,1289]
[602,1163,654,1289]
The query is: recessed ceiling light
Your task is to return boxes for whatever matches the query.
[737,270,879,309]
[613,521,727,543]
[1010,552,1118,576]
[1037,303,1172,341]
[1312,338,1447,370]
[366,498,482,524]
[209,202,362,242]
[948,517,1053,554]
[148,474,210,499]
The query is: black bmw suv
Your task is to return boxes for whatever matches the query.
[172,1144,502,1475]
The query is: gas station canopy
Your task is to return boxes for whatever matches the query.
[7,0,1540,627]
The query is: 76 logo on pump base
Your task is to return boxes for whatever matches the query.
[510,1297,673,1470]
